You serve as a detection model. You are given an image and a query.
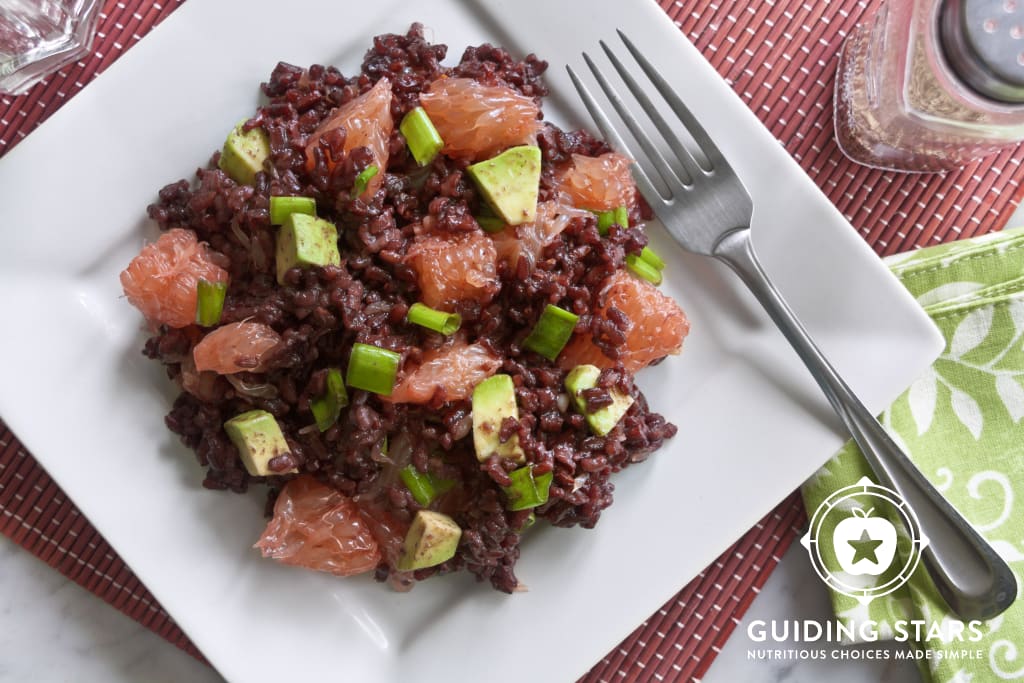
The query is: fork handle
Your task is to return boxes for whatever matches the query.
[713,228,1016,621]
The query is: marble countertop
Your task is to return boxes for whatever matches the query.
[0,532,919,683]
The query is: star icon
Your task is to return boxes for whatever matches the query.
[848,530,884,565]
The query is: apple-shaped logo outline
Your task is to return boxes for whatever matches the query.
[832,506,898,576]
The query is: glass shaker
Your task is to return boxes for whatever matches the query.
[0,0,102,95]
[834,0,1024,172]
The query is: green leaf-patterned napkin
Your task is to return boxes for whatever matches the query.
[802,226,1024,682]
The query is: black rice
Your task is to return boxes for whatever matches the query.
[145,24,677,593]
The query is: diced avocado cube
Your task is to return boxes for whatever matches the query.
[396,510,462,571]
[472,374,525,463]
[223,409,296,477]
[501,466,553,511]
[564,364,635,437]
[218,120,270,186]
[275,213,341,284]
[466,145,541,226]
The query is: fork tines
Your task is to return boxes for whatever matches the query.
[567,30,728,201]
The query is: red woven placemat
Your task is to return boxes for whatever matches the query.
[1,0,1022,681]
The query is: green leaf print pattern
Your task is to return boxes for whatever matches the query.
[803,227,1024,683]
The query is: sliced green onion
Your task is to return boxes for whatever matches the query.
[475,216,506,233]
[351,165,379,198]
[269,196,316,225]
[195,279,227,326]
[407,302,461,335]
[518,512,536,533]
[309,368,348,431]
[596,205,629,235]
[501,466,553,511]
[640,246,665,271]
[474,203,505,233]
[522,304,579,361]
[346,342,401,395]
[625,253,663,285]
[400,464,455,507]
[399,106,444,166]
[614,206,629,228]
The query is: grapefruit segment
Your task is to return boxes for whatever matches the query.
[559,270,689,373]
[390,342,501,404]
[120,228,229,329]
[557,152,636,212]
[490,201,592,268]
[405,230,500,310]
[256,475,381,577]
[419,77,540,161]
[193,321,282,375]
[304,78,394,198]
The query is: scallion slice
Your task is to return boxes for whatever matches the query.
[309,368,348,431]
[407,302,461,335]
[475,216,506,233]
[195,279,227,326]
[522,304,579,361]
[596,205,629,235]
[399,107,444,166]
[640,246,666,271]
[346,342,400,395]
[269,196,316,225]
[501,466,553,511]
[351,165,379,198]
[625,253,663,285]
[400,464,455,507]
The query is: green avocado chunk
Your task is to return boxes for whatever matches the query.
[275,213,341,284]
[472,374,525,463]
[466,145,541,226]
[396,510,462,571]
[218,120,270,186]
[564,364,635,437]
[223,409,296,476]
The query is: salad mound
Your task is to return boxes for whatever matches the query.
[123,24,689,593]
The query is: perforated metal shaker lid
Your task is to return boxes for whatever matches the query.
[940,0,1024,103]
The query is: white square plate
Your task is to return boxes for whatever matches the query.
[0,0,943,681]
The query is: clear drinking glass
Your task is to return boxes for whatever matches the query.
[0,0,102,95]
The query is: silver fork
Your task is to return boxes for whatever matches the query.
[568,31,1016,620]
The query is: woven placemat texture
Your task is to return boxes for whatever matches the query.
[2,0,1022,681]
